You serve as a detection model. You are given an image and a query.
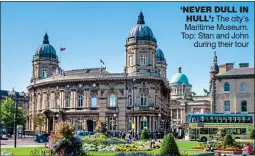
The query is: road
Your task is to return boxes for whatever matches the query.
[1,138,45,148]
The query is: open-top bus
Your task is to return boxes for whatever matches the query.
[185,113,253,142]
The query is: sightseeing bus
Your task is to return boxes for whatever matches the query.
[185,113,253,142]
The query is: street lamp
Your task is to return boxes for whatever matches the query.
[8,88,26,148]
[132,78,136,132]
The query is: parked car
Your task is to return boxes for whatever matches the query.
[75,131,94,138]
[33,133,50,143]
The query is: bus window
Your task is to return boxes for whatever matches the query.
[233,117,237,123]
[192,117,197,123]
[241,117,246,123]
[200,116,204,122]
[227,128,232,134]
[232,128,237,135]
[246,117,251,123]
[237,117,241,123]
[209,117,213,122]
[214,117,219,123]
[204,117,208,123]
[228,117,233,123]
[218,117,222,123]
[236,128,241,135]
[209,128,218,134]
[200,128,209,134]
[241,128,246,135]
[223,117,227,123]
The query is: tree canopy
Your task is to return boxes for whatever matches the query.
[1,97,26,134]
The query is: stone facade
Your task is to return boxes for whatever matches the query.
[214,64,254,114]
[27,12,171,133]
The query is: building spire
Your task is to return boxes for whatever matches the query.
[211,51,219,73]
[137,11,145,24]
[178,67,182,73]
[43,32,49,44]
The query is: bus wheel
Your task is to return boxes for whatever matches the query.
[235,137,240,140]
[201,137,207,142]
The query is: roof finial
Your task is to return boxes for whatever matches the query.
[43,32,49,44]
[178,67,182,73]
[137,11,145,24]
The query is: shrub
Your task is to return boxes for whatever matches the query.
[55,121,75,139]
[223,134,234,146]
[160,133,179,155]
[250,129,255,139]
[141,128,149,140]
[96,120,107,134]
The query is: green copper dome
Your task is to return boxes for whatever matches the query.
[170,67,192,87]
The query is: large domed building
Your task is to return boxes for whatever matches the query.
[169,67,210,132]
[27,12,171,133]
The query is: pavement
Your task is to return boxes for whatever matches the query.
[1,138,46,148]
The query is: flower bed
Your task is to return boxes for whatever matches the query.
[192,146,242,151]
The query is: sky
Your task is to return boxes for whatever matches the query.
[1,2,254,95]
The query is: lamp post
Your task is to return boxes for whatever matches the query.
[132,78,136,132]
[113,114,117,131]
[8,88,26,148]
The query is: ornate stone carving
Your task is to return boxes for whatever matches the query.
[101,89,105,96]
[119,89,124,96]
[139,88,149,95]
[90,90,98,97]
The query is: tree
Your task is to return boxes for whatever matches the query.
[141,128,149,140]
[1,97,25,136]
[249,129,255,139]
[33,113,46,133]
[216,128,227,142]
[160,133,180,155]
[223,134,234,146]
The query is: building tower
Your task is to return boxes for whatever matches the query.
[125,12,157,75]
[155,48,167,79]
[209,51,219,113]
[32,33,59,81]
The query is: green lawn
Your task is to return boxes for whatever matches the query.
[1,141,203,156]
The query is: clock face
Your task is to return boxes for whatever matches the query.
[79,84,83,88]
[92,83,96,87]
[67,85,70,88]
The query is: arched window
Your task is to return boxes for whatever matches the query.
[241,82,247,92]
[91,96,97,107]
[77,120,83,130]
[78,95,83,107]
[42,69,47,78]
[129,56,133,66]
[66,95,70,107]
[110,117,117,131]
[140,55,146,65]
[241,100,247,112]
[224,82,230,92]
[140,93,147,106]
[109,94,116,107]
[128,95,132,106]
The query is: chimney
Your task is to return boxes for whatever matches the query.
[239,63,249,68]
[219,63,234,74]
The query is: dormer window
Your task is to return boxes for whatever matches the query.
[140,55,146,65]
[42,69,47,78]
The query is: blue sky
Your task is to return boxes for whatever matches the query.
[1,2,254,95]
